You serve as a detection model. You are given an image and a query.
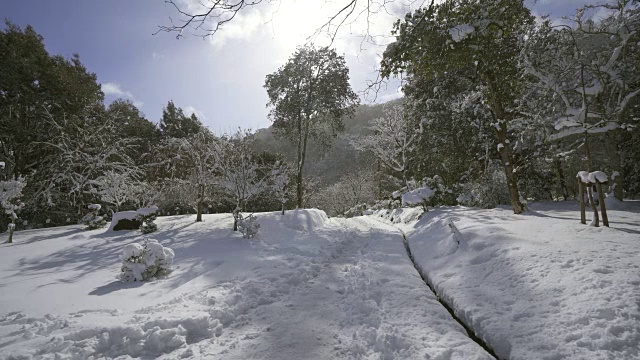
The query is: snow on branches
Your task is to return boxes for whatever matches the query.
[1,178,25,243]
[353,104,421,188]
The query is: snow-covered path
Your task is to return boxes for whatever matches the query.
[0,210,492,359]
[211,217,492,359]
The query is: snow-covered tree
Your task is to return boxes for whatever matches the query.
[165,128,218,222]
[314,170,375,217]
[1,178,25,243]
[91,169,141,212]
[35,106,136,220]
[354,104,421,189]
[265,45,359,208]
[382,0,534,214]
[216,130,269,230]
[523,1,640,200]
[269,161,292,215]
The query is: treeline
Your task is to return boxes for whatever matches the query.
[309,0,639,216]
[0,21,293,231]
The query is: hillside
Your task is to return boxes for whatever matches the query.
[251,100,400,186]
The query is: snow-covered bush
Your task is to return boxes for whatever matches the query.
[344,203,368,218]
[457,163,510,208]
[120,239,175,282]
[402,186,435,211]
[1,178,25,243]
[423,176,457,206]
[237,213,259,239]
[137,206,159,234]
[369,198,401,211]
[81,204,107,230]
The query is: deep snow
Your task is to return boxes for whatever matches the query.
[2,203,638,360]
[0,209,491,359]
[378,201,640,360]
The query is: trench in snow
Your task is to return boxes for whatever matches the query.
[396,228,503,360]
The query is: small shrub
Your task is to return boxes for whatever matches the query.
[344,203,368,218]
[120,239,175,282]
[81,204,107,230]
[137,206,159,234]
[237,213,260,239]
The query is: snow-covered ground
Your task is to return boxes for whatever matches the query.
[0,209,491,359]
[2,203,638,360]
[377,201,640,360]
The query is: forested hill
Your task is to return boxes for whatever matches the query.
[251,100,401,186]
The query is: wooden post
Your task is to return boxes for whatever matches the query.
[586,184,599,227]
[6,222,14,244]
[579,180,585,223]
[595,180,609,227]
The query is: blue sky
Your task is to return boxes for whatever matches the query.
[1,0,593,133]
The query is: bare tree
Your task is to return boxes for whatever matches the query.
[353,104,420,189]
[156,0,418,43]
[167,128,218,222]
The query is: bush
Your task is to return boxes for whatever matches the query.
[120,239,175,282]
[81,204,107,230]
[457,163,511,208]
[369,198,401,211]
[137,206,159,234]
[237,213,260,239]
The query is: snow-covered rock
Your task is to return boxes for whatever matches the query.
[109,211,141,231]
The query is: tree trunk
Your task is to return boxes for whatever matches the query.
[281,202,285,215]
[555,157,569,201]
[495,126,524,214]
[605,131,624,201]
[296,117,310,209]
[296,167,303,209]
[233,206,239,231]
[196,184,204,222]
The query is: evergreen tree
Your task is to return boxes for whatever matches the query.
[264,45,359,208]
[381,0,534,214]
[159,100,202,139]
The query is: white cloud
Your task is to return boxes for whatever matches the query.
[101,82,144,108]
[152,51,166,61]
[184,105,207,121]
[209,8,265,47]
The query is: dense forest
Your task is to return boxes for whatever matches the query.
[1,0,639,233]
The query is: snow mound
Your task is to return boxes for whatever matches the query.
[271,209,328,233]
[32,315,221,359]
[400,204,640,360]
